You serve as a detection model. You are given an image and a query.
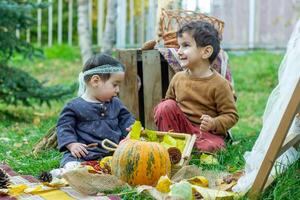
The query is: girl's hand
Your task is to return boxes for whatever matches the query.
[67,142,88,158]
[200,115,216,132]
[119,137,129,144]
[125,126,132,132]
[125,126,145,132]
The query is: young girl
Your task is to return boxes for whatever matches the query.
[56,53,135,169]
[154,21,239,153]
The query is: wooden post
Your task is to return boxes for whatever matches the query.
[37,0,42,46]
[88,0,93,40]
[16,29,20,39]
[248,0,256,49]
[97,0,104,46]
[129,0,134,46]
[142,50,162,129]
[26,29,30,43]
[141,0,145,45]
[48,0,53,46]
[58,0,63,44]
[146,0,157,41]
[68,0,73,45]
[116,50,139,119]
[248,79,300,199]
[116,0,126,48]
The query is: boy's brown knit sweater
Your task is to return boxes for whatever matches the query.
[165,69,239,135]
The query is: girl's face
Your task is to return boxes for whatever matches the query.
[90,72,125,102]
[177,32,211,69]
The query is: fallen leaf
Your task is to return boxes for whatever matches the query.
[161,135,177,149]
[137,185,167,200]
[232,141,241,146]
[175,139,185,153]
[13,143,22,148]
[217,181,237,192]
[156,175,172,193]
[99,156,112,169]
[223,171,244,183]
[187,176,209,187]
[192,185,237,200]
[33,112,46,117]
[8,184,28,195]
[215,178,224,186]
[33,117,41,125]
[46,178,68,187]
[200,154,219,165]
[24,185,55,194]
[129,121,142,140]
[145,129,158,142]
[227,166,238,173]
[169,181,193,200]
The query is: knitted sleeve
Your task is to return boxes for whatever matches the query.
[165,73,178,99]
[213,81,239,135]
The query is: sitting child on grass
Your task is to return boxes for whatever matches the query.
[56,53,135,171]
[154,21,239,153]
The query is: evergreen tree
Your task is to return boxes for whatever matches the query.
[0,0,75,106]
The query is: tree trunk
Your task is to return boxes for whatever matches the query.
[101,0,117,55]
[77,0,93,64]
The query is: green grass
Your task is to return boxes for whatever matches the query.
[0,47,299,199]
[8,44,82,85]
[262,160,300,200]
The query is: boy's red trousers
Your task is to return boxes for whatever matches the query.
[154,99,225,153]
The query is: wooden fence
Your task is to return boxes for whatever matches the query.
[211,0,300,49]
[17,0,300,49]
[21,0,158,48]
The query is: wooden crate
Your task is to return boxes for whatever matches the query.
[103,130,197,175]
[139,131,196,175]
[141,131,197,167]
[116,49,175,130]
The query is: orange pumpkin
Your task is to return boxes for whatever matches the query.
[111,139,171,186]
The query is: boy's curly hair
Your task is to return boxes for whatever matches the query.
[177,21,220,63]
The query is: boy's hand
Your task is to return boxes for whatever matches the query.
[67,143,88,158]
[200,115,216,132]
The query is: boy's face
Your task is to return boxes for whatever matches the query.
[90,72,125,102]
[177,32,212,69]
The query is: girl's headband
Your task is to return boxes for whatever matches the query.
[77,64,124,96]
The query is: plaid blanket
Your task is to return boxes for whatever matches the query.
[0,164,121,200]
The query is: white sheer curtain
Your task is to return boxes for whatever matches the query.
[233,19,300,193]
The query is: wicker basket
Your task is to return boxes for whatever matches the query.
[158,9,225,48]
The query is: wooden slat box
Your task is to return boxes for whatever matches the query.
[116,49,175,130]
[139,131,197,175]
[103,130,197,175]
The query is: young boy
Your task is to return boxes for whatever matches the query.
[154,21,239,152]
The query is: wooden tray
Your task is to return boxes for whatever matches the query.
[102,130,197,175]
[140,131,196,167]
